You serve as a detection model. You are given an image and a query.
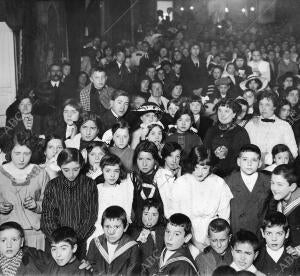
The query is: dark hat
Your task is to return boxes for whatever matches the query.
[277,71,298,85]
[215,77,231,86]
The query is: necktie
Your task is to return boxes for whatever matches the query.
[261,118,275,123]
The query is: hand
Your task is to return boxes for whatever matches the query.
[23,197,37,210]
[0,202,13,214]
[137,229,150,243]
[79,259,93,271]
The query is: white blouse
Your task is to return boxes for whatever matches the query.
[169,173,233,249]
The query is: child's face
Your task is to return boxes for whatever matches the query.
[142,207,159,229]
[63,105,80,126]
[103,164,120,185]
[274,151,289,165]
[279,105,291,120]
[51,241,77,266]
[209,230,231,255]
[111,96,129,118]
[168,103,179,117]
[192,163,210,182]
[217,106,236,125]
[177,114,192,133]
[0,229,24,258]
[61,161,81,182]
[45,139,63,161]
[88,147,106,168]
[190,102,201,115]
[261,225,288,251]
[113,128,130,149]
[103,218,127,244]
[171,85,183,99]
[80,120,99,141]
[164,223,191,251]
[137,151,155,174]
[147,126,163,147]
[218,85,229,96]
[231,242,258,271]
[271,173,296,201]
[237,151,261,175]
[243,91,255,107]
[165,149,181,171]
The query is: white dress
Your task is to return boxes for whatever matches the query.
[169,173,233,249]
[87,175,134,248]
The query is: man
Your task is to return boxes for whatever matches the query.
[248,50,271,83]
[80,67,114,115]
[277,50,298,79]
[34,63,64,116]
[181,44,208,97]
[148,80,169,112]
[245,90,298,166]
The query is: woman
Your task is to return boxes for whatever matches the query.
[145,123,165,154]
[131,141,163,223]
[169,145,233,251]
[0,130,49,250]
[154,142,182,218]
[204,98,250,177]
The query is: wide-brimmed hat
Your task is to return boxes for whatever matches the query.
[277,71,299,85]
[134,103,163,115]
[239,74,268,92]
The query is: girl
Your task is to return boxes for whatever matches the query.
[145,123,165,153]
[264,144,293,173]
[160,99,180,129]
[83,141,109,182]
[129,199,165,276]
[189,96,213,140]
[110,120,134,171]
[131,103,163,150]
[169,145,233,251]
[131,141,163,223]
[154,142,182,218]
[40,134,64,180]
[271,164,300,253]
[277,99,292,122]
[165,107,202,160]
[88,154,134,243]
[41,148,98,258]
[65,112,101,151]
[0,130,49,250]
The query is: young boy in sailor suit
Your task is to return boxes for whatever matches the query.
[151,213,198,276]
[87,206,140,275]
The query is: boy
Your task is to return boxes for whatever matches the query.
[196,218,233,276]
[230,229,263,274]
[45,227,91,275]
[255,211,298,276]
[226,144,270,235]
[152,213,198,275]
[87,206,140,275]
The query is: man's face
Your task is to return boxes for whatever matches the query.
[259,98,276,119]
[150,83,163,97]
[50,65,62,81]
[173,64,182,74]
[190,45,200,57]
[146,68,156,80]
[116,52,125,63]
[252,51,261,62]
[90,71,107,89]
[111,95,129,117]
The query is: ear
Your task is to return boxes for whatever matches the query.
[260,228,265,239]
[124,223,129,232]
[258,159,263,169]
[72,244,78,253]
[228,234,232,242]
[290,183,297,193]
[286,229,290,239]
[110,100,114,108]
[21,238,24,248]
[254,251,259,260]
[237,157,241,167]
[184,233,192,244]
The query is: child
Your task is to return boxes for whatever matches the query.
[129,199,165,275]
[230,229,262,274]
[145,123,165,153]
[88,154,134,244]
[83,141,109,181]
[226,144,270,236]
[41,148,98,258]
[161,99,180,129]
[46,227,92,275]
[263,144,293,173]
[255,211,298,276]
[151,213,198,275]
[87,206,140,275]
[196,218,233,276]
[165,107,202,160]
[189,96,213,140]
[271,164,300,250]
[109,120,134,171]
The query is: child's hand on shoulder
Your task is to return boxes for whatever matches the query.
[287,245,300,257]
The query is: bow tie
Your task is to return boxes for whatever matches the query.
[261,118,275,123]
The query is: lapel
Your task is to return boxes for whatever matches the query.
[94,234,137,264]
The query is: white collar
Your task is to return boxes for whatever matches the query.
[240,171,258,192]
[111,109,119,119]
[230,262,257,273]
[260,115,276,120]
[50,80,60,87]
[266,245,284,263]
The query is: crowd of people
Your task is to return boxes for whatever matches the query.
[2,19,300,275]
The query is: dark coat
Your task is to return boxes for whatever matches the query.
[225,172,270,235]
[87,234,141,276]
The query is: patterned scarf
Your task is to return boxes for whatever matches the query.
[0,250,23,276]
